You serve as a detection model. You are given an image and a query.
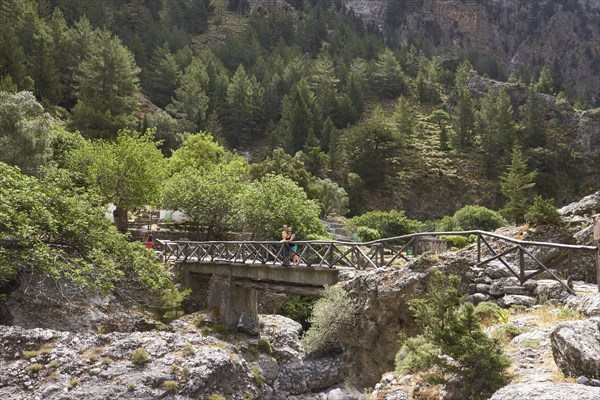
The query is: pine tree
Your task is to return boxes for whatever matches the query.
[478,89,515,175]
[71,29,140,138]
[500,144,537,224]
[371,49,405,98]
[429,109,450,151]
[533,66,555,95]
[280,78,315,153]
[167,58,210,131]
[452,89,475,149]
[309,55,339,136]
[393,95,416,141]
[225,65,264,147]
[522,92,547,149]
[144,43,182,108]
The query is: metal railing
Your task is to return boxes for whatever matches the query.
[156,231,598,294]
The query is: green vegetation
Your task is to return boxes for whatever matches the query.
[301,286,360,354]
[130,348,150,365]
[525,196,563,226]
[280,295,318,330]
[395,271,510,399]
[347,210,421,239]
[163,380,179,391]
[22,351,39,360]
[252,366,264,387]
[27,363,43,374]
[257,338,272,355]
[67,379,79,390]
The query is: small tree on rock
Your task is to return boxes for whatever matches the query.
[500,144,537,225]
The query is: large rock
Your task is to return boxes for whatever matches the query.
[566,293,600,317]
[490,382,600,400]
[551,317,600,379]
[331,255,471,388]
[558,191,600,217]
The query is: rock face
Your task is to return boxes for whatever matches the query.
[336,255,471,388]
[0,314,350,399]
[1,273,158,333]
[551,317,600,379]
[343,0,600,103]
[490,382,600,400]
[566,293,600,317]
[559,190,600,218]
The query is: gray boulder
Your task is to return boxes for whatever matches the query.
[490,382,600,400]
[558,191,600,217]
[551,317,600,379]
[566,293,600,317]
[497,295,536,308]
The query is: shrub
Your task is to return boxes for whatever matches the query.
[441,235,469,248]
[453,205,506,232]
[163,380,179,391]
[207,395,226,400]
[280,295,318,330]
[347,210,422,239]
[182,343,195,357]
[27,363,43,374]
[257,338,272,354]
[127,382,136,391]
[436,215,457,232]
[301,286,360,353]
[46,361,59,369]
[493,324,523,344]
[130,348,150,365]
[101,357,112,365]
[355,226,381,242]
[67,379,79,390]
[252,366,264,387]
[473,301,503,325]
[395,271,510,399]
[525,196,562,226]
[22,351,39,360]
[194,315,206,328]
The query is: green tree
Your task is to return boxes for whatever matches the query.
[144,43,182,108]
[452,205,506,232]
[396,271,509,399]
[167,57,210,132]
[280,78,315,153]
[301,286,359,353]
[500,144,537,224]
[71,29,141,138]
[307,178,349,218]
[347,210,421,239]
[452,89,475,150]
[225,65,264,147]
[0,91,53,175]
[429,109,450,151]
[309,55,339,134]
[533,66,554,95]
[344,106,401,187]
[162,168,242,239]
[524,196,562,226]
[69,129,166,232]
[393,96,416,141]
[0,162,169,296]
[371,49,406,98]
[234,174,326,240]
[478,89,515,174]
[522,92,547,149]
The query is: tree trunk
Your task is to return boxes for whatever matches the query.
[113,206,128,233]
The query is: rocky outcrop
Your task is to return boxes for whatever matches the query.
[551,317,600,379]
[566,293,600,317]
[559,191,600,218]
[343,0,600,103]
[0,313,351,399]
[490,382,600,400]
[1,273,158,333]
[334,255,471,388]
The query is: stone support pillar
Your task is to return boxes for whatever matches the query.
[208,274,258,332]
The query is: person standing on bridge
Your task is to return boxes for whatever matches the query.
[282,224,290,265]
[287,227,299,265]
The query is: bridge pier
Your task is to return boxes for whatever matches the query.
[208,274,258,334]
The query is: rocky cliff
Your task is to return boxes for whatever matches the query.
[343,0,600,104]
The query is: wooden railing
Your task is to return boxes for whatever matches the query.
[156,231,598,294]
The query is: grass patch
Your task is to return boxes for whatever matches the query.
[252,366,264,387]
[130,348,150,365]
[27,363,43,374]
[22,351,39,360]
[163,380,179,391]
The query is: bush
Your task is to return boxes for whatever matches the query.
[130,348,150,365]
[525,196,563,226]
[453,205,506,232]
[395,271,510,399]
[280,295,318,330]
[252,366,264,387]
[473,301,503,325]
[301,286,360,353]
[27,363,43,374]
[163,380,179,391]
[257,338,272,354]
[441,235,469,248]
[355,226,381,242]
[347,210,422,239]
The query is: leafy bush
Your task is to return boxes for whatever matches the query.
[257,338,272,354]
[252,366,264,387]
[347,210,421,239]
[395,271,510,399]
[355,226,381,242]
[163,380,178,391]
[452,205,506,232]
[301,286,360,353]
[280,295,318,330]
[441,235,469,249]
[435,215,457,232]
[0,162,170,299]
[525,196,563,226]
[130,348,150,365]
[473,301,503,325]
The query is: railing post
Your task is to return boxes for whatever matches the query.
[519,245,525,284]
[477,234,481,263]
[379,243,384,267]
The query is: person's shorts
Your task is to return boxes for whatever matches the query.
[290,245,298,253]
[284,246,290,256]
